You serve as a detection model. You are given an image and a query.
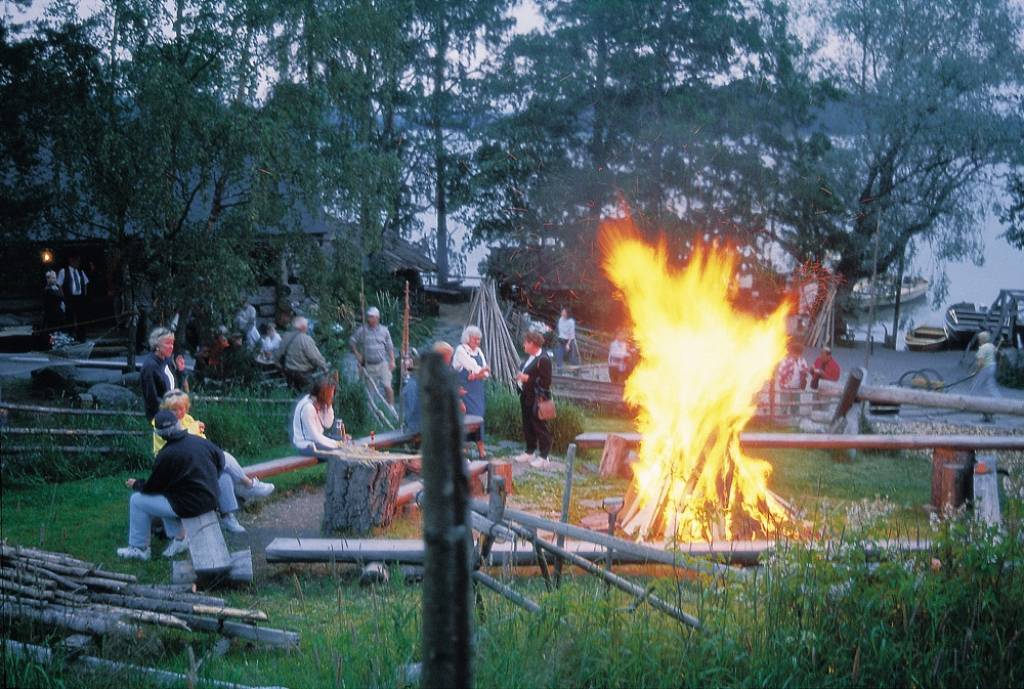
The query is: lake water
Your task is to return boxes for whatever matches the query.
[850,206,1023,346]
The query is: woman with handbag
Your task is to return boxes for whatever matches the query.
[515,330,554,468]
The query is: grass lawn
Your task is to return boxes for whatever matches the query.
[2,409,1020,688]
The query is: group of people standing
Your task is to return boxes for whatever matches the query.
[41,256,91,341]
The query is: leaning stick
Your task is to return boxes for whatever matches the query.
[502,521,702,630]
[554,443,577,586]
[471,571,540,614]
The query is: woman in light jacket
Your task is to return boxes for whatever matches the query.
[291,376,349,455]
[453,325,490,460]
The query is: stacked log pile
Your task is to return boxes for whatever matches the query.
[0,543,298,648]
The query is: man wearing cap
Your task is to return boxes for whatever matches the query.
[810,346,841,389]
[350,306,396,405]
[117,410,239,560]
[276,315,329,391]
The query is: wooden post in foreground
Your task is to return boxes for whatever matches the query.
[554,443,577,587]
[419,353,473,689]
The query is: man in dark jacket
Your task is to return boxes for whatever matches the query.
[117,410,233,560]
[140,327,186,420]
[514,330,554,467]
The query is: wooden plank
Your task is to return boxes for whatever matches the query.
[181,512,231,575]
[2,428,148,437]
[243,455,319,480]
[264,536,932,568]
[395,461,489,508]
[973,454,1002,526]
[574,431,1024,451]
[0,402,145,418]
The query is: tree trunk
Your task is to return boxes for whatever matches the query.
[890,239,906,349]
[931,448,972,513]
[322,454,406,535]
[432,22,450,286]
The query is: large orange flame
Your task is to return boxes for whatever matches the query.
[602,217,793,542]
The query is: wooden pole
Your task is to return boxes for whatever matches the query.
[573,431,1024,451]
[828,367,865,432]
[471,571,540,614]
[471,502,736,578]
[419,352,473,689]
[501,521,702,631]
[817,379,1024,416]
[554,443,576,586]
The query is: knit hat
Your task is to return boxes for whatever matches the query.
[154,410,181,436]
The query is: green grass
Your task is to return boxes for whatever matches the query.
[3,399,1022,687]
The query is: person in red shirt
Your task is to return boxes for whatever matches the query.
[810,346,841,389]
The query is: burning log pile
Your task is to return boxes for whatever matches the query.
[0,543,298,648]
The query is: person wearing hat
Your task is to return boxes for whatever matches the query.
[350,306,396,405]
[117,410,238,560]
[276,315,329,391]
[810,346,841,389]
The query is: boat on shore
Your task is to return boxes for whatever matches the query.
[851,276,929,310]
[905,325,948,352]
[944,289,1024,346]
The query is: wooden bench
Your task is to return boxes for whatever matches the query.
[242,415,484,480]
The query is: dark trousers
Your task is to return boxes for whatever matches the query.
[520,393,552,458]
[66,295,86,340]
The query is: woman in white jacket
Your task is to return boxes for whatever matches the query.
[291,376,350,455]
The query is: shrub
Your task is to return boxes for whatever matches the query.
[484,383,585,454]
[997,349,1024,389]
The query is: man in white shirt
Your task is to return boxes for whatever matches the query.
[56,255,89,340]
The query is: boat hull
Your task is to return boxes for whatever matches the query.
[905,326,948,352]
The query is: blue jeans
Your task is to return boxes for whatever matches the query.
[128,473,236,548]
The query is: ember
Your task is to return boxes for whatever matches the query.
[601,217,795,542]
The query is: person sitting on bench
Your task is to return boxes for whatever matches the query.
[291,375,350,456]
[154,389,274,511]
[118,410,237,560]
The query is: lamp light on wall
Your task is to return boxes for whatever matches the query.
[41,249,54,264]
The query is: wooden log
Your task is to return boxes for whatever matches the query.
[3,446,117,454]
[5,639,289,689]
[818,379,1024,416]
[175,614,300,649]
[243,455,319,480]
[0,578,55,600]
[931,448,973,512]
[471,571,540,614]
[322,452,406,535]
[86,593,267,621]
[487,460,514,495]
[477,477,509,559]
[973,454,1001,526]
[598,434,633,479]
[573,431,1024,451]
[182,512,231,575]
[1,600,139,637]
[419,352,474,689]
[0,402,145,418]
[554,443,577,587]
[1,427,148,437]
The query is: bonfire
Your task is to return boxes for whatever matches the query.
[601,217,796,543]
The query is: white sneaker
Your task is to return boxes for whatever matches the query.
[530,457,553,469]
[162,537,190,558]
[237,478,275,500]
[514,452,535,464]
[221,513,246,533]
[117,545,151,561]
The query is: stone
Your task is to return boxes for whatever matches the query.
[87,383,140,409]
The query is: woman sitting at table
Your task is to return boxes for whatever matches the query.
[291,375,350,455]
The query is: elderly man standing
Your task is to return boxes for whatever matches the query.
[276,316,329,390]
[350,306,396,405]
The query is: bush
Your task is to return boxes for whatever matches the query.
[485,383,585,454]
[997,349,1024,389]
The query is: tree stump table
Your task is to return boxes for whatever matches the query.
[322,449,419,535]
